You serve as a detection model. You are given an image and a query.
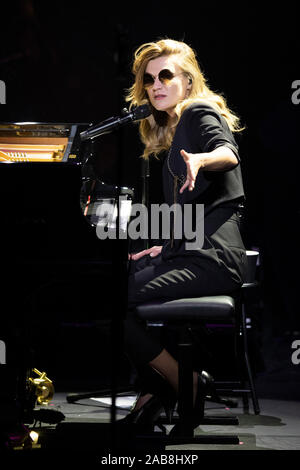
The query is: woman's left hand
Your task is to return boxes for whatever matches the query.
[129,245,162,261]
[179,149,206,193]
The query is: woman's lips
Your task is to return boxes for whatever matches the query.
[154,94,166,100]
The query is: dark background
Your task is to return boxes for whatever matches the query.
[1,1,299,396]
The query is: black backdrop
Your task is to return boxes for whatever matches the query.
[1,1,299,388]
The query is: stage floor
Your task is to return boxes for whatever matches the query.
[4,334,300,461]
[31,390,300,452]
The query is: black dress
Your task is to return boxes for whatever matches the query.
[124,102,248,367]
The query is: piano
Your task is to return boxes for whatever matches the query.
[0,122,81,163]
[0,122,133,262]
[0,122,133,403]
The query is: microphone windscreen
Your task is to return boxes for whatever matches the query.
[132,104,152,121]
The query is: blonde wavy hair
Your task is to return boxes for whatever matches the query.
[125,38,244,159]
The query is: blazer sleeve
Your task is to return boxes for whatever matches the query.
[186,102,240,163]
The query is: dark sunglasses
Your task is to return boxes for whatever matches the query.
[143,69,185,88]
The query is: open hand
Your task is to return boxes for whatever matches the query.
[179,149,205,193]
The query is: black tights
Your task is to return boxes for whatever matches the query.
[124,252,240,370]
[123,208,247,389]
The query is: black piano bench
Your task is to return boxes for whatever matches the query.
[135,288,260,445]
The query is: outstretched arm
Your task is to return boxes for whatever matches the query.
[180,146,239,193]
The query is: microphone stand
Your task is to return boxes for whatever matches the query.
[66,113,131,452]
[110,115,128,450]
[141,158,150,250]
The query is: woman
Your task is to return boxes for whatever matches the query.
[122,39,248,432]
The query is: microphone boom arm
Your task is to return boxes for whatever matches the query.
[80,104,151,142]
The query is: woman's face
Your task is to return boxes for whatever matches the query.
[144,55,191,117]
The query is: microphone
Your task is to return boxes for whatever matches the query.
[80,104,151,141]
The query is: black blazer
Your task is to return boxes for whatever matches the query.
[160,102,248,284]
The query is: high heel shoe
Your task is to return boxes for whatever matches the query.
[149,374,177,424]
[200,370,215,401]
[117,394,164,432]
[202,371,236,407]
[136,366,177,424]
[169,370,214,436]
[118,368,177,432]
